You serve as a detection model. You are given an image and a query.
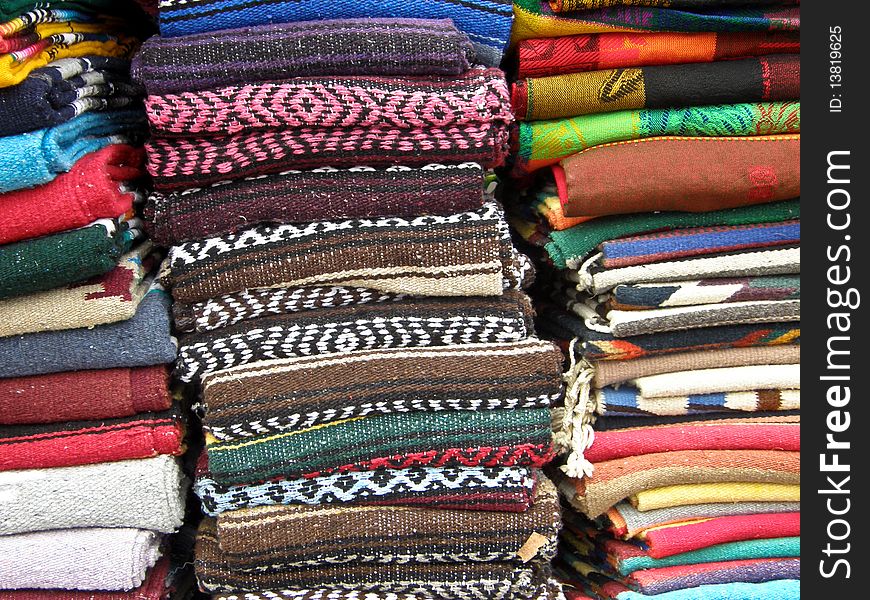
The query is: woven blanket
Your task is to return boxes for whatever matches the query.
[591,412,800,431]
[513,101,800,176]
[632,482,801,512]
[0,144,143,245]
[516,31,800,78]
[630,364,800,397]
[0,1,121,21]
[0,109,144,193]
[212,584,564,600]
[592,345,800,387]
[132,20,476,95]
[146,121,510,191]
[0,56,143,136]
[511,0,800,44]
[0,284,176,378]
[0,454,185,535]
[608,579,800,600]
[166,200,517,304]
[514,55,799,120]
[205,408,554,486]
[175,292,534,383]
[595,387,800,417]
[557,135,800,217]
[610,275,801,309]
[0,218,134,300]
[0,405,184,471]
[155,0,513,67]
[547,1,796,12]
[0,527,162,591]
[212,478,559,567]
[146,163,486,246]
[196,463,537,517]
[0,243,156,337]
[201,339,562,441]
[528,188,591,231]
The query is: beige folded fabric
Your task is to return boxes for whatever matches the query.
[633,364,800,398]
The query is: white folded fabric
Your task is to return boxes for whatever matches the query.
[632,364,801,398]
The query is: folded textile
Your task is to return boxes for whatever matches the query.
[196,465,539,517]
[511,0,800,45]
[206,408,554,485]
[0,454,185,535]
[594,387,800,417]
[212,584,563,600]
[132,20,476,95]
[513,101,800,176]
[213,477,559,566]
[592,345,801,387]
[0,218,135,300]
[516,31,800,78]
[0,1,121,21]
[513,55,799,120]
[155,0,513,67]
[610,275,801,309]
[0,284,177,378]
[166,201,515,304]
[0,405,184,471]
[0,144,143,245]
[176,292,534,383]
[630,364,800,398]
[0,56,143,136]
[0,365,171,425]
[547,1,796,13]
[632,482,801,512]
[0,109,144,193]
[606,579,800,600]
[145,163,486,245]
[556,449,800,517]
[201,339,562,440]
[0,527,162,590]
[557,135,800,217]
[0,243,156,337]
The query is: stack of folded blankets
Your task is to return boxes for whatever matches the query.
[503,1,801,599]
[0,1,192,598]
[136,2,570,599]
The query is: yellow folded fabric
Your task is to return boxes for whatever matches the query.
[631,482,801,511]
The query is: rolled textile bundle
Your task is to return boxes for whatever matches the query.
[0,527,162,590]
[154,0,514,67]
[0,218,138,300]
[556,135,800,217]
[195,465,539,517]
[175,292,536,383]
[516,31,800,78]
[513,55,800,120]
[0,243,157,337]
[0,364,171,425]
[0,144,144,245]
[0,109,145,193]
[0,284,177,378]
[145,163,486,246]
[0,56,144,136]
[132,19,477,95]
[0,454,186,535]
[200,339,563,440]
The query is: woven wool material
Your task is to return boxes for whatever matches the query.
[166,200,513,304]
[513,101,800,177]
[511,0,800,44]
[175,292,534,383]
[0,454,185,535]
[0,405,184,471]
[201,339,563,440]
[557,449,800,517]
[0,1,121,20]
[547,1,795,12]
[0,527,162,590]
[0,56,143,136]
[0,364,171,424]
[632,364,800,398]
[0,144,143,245]
[0,285,176,378]
[513,55,799,120]
[132,20,476,95]
[632,482,801,512]
[212,584,564,600]
[205,408,554,486]
[617,577,800,600]
[0,219,132,300]
[213,478,560,566]
[146,68,511,137]
[0,243,156,337]
[146,163,486,246]
[595,387,800,417]
[195,466,538,517]
[0,109,144,193]
[591,412,800,431]
[516,31,800,78]
[592,345,801,387]
[558,135,800,217]
[611,275,800,309]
